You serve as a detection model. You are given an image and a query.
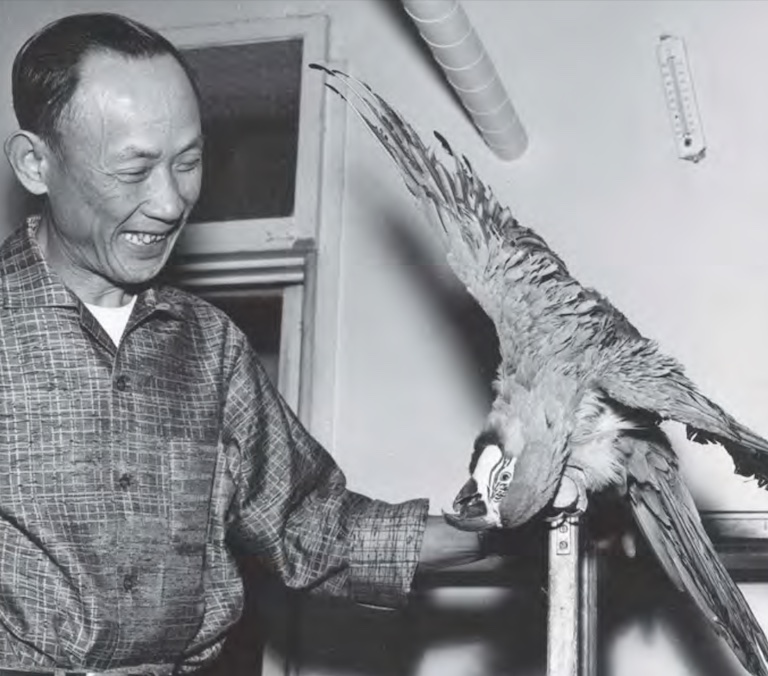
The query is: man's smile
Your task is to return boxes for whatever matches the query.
[123,231,169,246]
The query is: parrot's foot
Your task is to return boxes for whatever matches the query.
[545,466,588,527]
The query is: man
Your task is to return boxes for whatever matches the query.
[0,12,486,675]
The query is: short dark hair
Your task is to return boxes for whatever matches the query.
[12,12,198,146]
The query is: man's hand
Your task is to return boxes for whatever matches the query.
[416,515,485,574]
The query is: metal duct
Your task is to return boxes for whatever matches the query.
[401,0,528,160]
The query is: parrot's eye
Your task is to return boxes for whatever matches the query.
[499,472,511,482]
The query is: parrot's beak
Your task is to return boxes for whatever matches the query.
[442,477,495,531]
[453,477,486,516]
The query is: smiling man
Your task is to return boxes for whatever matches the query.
[0,12,486,676]
[8,35,203,307]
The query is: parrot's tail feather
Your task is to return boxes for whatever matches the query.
[622,429,768,676]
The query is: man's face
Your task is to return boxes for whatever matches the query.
[43,50,203,289]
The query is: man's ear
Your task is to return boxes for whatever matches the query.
[3,130,52,196]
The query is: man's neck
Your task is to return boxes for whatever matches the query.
[34,213,134,308]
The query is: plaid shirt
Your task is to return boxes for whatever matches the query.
[0,218,428,674]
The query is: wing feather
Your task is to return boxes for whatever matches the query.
[621,429,768,676]
[598,350,768,487]
[317,69,587,370]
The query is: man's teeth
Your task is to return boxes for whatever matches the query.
[124,232,166,246]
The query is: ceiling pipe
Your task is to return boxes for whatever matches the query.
[401,0,528,161]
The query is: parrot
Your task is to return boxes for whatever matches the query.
[313,64,768,676]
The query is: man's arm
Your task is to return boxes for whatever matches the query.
[223,338,430,607]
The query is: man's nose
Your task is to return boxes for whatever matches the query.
[144,168,186,222]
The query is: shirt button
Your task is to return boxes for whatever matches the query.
[117,473,132,490]
[123,573,137,591]
[115,375,129,391]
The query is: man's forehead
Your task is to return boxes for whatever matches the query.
[75,53,194,107]
[77,49,191,87]
[61,51,201,154]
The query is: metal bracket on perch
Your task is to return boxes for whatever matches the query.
[547,516,598,676]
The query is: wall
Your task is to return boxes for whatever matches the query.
[3,1,768,675]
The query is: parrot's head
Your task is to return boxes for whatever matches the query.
[445,404,568,531]
[443,429,515,531]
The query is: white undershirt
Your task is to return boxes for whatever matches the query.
[84,296,137,345]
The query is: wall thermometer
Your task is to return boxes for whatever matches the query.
[657,34,706,163]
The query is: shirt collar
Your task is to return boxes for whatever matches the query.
[0,215,184,319]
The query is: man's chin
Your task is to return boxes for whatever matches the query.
[113,243,178,282]
[110,260,169,291]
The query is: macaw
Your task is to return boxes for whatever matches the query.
[314,65,768,676]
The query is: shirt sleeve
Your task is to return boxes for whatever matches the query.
[221,339,429,608]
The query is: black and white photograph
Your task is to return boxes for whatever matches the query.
[1,2,768,676]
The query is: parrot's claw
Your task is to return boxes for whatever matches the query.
[545,467,589,527]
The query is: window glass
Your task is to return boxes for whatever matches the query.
[183,39,303,223]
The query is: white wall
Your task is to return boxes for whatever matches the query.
[3,1,768,675]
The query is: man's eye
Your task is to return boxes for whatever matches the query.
[175,157,202,173]
[117,169,150,181]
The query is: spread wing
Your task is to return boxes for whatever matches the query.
[316,65,768,489]
[596,344,768,487]
[620,428,768,676]
[313,65,638,381]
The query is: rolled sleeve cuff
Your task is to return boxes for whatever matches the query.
[347,497,429,608]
